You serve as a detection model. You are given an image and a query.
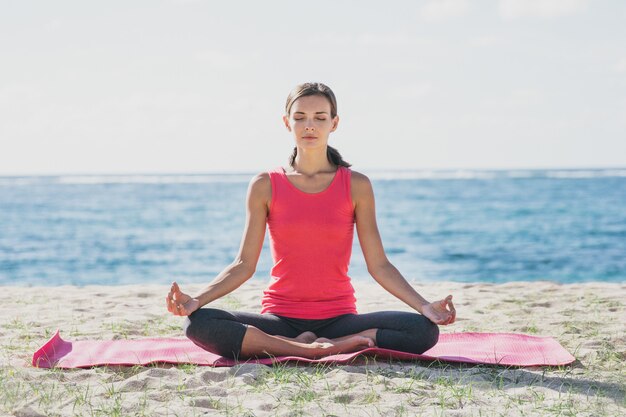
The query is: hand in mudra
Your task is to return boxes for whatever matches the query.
[166,282,200,316]
[422,295,456,325]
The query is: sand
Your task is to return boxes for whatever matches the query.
[0,279,624,416]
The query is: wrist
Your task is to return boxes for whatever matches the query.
[416,299,430,314]
[191,297,203,308]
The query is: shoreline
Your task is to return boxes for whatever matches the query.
[1,280,624,416]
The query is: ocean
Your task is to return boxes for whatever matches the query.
[1,169,625,286]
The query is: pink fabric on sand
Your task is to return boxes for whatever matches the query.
[31,330,575,369]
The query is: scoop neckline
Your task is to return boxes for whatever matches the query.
[280,166,341,195]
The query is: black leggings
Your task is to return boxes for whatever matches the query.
[183,308,439,359]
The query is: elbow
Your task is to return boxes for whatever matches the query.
[367,260,393,279]
[231,258,256,279]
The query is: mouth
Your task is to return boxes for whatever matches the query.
[302,136,317,139]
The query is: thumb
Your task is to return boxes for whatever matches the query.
[172,282,184,300]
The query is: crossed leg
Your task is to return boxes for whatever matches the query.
[184,308,436,359]
[239,326,375,359]
[184,308,376,359]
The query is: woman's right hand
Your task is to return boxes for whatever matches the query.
[166,282,200,316]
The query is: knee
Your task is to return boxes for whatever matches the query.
[409,315,439,354]
[378,314,440,355]
[183,316,194,339]
[181,309,245,359]
[421,319,439,352]
[183,313,200,342]
[182,308,214,342]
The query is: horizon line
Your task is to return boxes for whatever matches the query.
[1,165,626,177]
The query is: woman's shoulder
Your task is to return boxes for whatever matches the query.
[348,169,374,199]
[348,169,372,187]
[247,171,272,197]
[250,166,284,181]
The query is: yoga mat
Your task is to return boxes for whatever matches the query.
[32,330,575,368]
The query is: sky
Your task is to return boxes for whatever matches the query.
[1,0,625,175]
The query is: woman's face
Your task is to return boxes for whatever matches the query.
[283,94,339,150]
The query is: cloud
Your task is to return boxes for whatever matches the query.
[417,0,470,22]
[499,0,588,19]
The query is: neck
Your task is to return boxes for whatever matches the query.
[291,146,335,175]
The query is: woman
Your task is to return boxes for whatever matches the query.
[166,82,456,360]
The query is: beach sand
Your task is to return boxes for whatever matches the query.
[0,280,624,416]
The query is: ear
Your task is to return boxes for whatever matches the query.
[330,115,339,132]
[282,114,291,131]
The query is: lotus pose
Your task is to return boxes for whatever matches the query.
[166,82,456,359]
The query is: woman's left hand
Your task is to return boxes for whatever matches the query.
[422,295,456,325]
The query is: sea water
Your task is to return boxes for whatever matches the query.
[1,169,625,286]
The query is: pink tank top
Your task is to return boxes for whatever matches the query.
[261,165,358,319]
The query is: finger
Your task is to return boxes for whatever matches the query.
[450,306,456,319]
[169,299,178,315]
[178,304,191,316]
[439,295,452,308]
[447,309,455,322]
[447,296,455,309]
[173,283,185,302]
[170,297,181,314]
[169,300,180,316]
[448,301,456,323]
[166,296,173,313]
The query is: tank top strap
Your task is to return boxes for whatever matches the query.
[338,165,351,194]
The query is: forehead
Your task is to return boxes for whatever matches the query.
[291,95,331,113]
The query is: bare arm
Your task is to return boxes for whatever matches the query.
[166,173,270,315]
[352,172,455,324]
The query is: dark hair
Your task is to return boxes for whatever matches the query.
[285,82,351,168]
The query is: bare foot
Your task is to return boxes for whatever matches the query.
[314,329,378,345]
[308,335,375,358]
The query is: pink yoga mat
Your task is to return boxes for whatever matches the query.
[32,330,575,368]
